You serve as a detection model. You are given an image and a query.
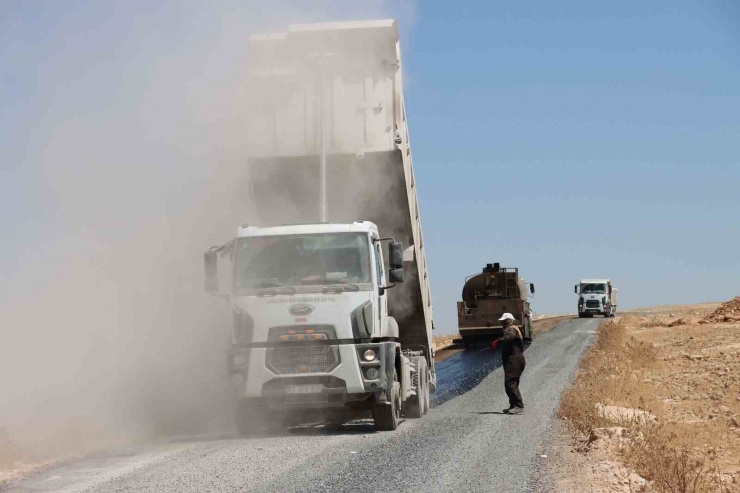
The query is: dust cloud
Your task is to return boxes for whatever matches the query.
[0,1,416,468]
[244,22,423,323]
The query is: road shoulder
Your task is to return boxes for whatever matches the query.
[546,299,740,493]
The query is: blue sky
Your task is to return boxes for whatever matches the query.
[1,0,739,335]
[405,1,740,331]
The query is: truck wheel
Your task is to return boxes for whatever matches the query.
[326,411,347,431]
[372,369,401,431]
[422,367,430,415]
[419,359,429,416]
[234,409,251,437]
[405,357,427,419]
[234,400,283,437]
[234,400,259,437]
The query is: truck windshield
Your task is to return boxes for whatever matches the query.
[235,233,372,291]
[581,283,607,294]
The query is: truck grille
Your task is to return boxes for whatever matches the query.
[268,345,339,374]
[585,300,600,308]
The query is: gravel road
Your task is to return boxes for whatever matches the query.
[3,318,601,493]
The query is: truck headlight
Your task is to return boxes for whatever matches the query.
[363,349,377,362]
[232,354,246,367]
[365,367,379,380]
[231,373,244,385]
[602,296,607,304]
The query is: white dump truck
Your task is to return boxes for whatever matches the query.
[575,279,617,318]
[204,20,435,433]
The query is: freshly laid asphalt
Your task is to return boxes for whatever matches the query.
[3,318,601,493]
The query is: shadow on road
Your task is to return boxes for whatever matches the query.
[286,418,381,436]
[162,432,238,445]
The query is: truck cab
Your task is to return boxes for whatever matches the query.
[204,19,435,433]
[205,221,431,433]
[575,279,617,318]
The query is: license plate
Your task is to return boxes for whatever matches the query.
[285,384,323,394]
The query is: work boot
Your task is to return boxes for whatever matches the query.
[503,407,511,414]
[508,406,524,415]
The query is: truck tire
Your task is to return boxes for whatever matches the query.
[524,319,533,342]
[326,411,348,431]
[372,369,401,431]
[234,399,261,437]
[422,366,430,415]
[234,406,251,437]
[234,400,283,437]
[405,357,428,419]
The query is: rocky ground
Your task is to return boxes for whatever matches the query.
[538,422,651,493]
[625,301,722,315]
[550,298,740,492]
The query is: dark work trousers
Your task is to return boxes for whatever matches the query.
[504,356,526,408]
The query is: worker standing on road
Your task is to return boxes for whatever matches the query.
[491,313,526,414]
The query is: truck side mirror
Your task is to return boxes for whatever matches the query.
[389,242,404,269]
[389,267,405,284]
[530,283,535,295]
[204,250,219,293]
[574,285,578,294]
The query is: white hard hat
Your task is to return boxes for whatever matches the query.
[498,313,515,321]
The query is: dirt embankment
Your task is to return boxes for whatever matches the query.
[701,297,740,324]
[432,334,459,352]
[625,302,722,315]
[550,300,740,493]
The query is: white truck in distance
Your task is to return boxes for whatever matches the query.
[205,20,435,433]
[575,279,618,318]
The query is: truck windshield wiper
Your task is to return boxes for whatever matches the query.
[300,276,361,292]
[256,280,297,295]
[324,278,360,292]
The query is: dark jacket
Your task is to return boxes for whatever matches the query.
[499,325,525,364]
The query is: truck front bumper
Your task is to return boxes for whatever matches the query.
[579,303,605,315]
[228,341,397,410]
[459,326,504,339]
